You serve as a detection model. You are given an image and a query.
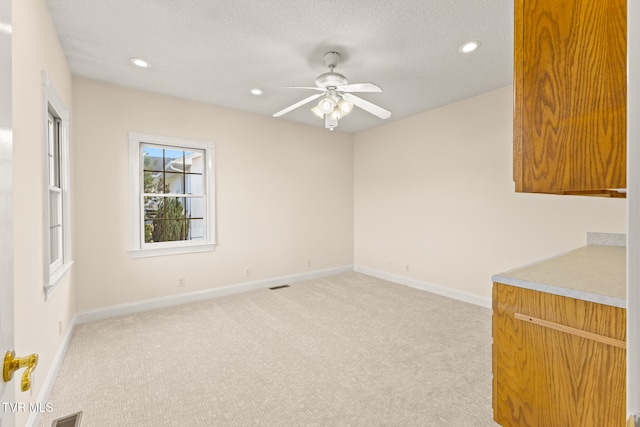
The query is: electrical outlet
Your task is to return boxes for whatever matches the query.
[405,264,410,272]
[244,267,251,277]
[305,259,311,267]
[388,260,393,269]
[178,277,185,287]
[58,320,62,336]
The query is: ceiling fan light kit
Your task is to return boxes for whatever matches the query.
[318,93,337,114]
[311,105,324,119]
[273,51,391,130]
[325,115,339,130]
[337,98,353,115]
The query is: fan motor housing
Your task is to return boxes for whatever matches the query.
[315,72,348,88]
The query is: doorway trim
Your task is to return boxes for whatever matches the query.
[0,0,15,425]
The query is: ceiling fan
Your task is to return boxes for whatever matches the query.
[273,51,391,130]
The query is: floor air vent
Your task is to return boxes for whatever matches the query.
[269,284,290,290]
[51,411,82,427]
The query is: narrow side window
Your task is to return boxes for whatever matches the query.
[43,73,72,297]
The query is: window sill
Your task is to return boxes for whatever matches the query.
[129,244,216,258]
[44,260,74,300]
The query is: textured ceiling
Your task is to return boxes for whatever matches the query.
[45,0,514,133]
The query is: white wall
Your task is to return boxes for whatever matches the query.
[72,78,354,311]
[354,86,627,301]
[12,0,75,424]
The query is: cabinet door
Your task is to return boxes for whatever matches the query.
[514,0,626,195]
[493,283,626,426]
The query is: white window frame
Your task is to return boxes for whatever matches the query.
[129,132,216,258]
[43,72,73,298]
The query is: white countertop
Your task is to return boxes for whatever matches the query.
[492,245,626,308]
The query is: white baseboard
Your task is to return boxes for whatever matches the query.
[354,265,492,309]
[26,313,78,427]
[75,265,354,324]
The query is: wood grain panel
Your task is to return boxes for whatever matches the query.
[493,283,626,426]
[514,0,626,194]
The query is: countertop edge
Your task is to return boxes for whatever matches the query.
[491,274,626,309]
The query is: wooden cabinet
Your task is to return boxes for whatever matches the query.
[514,0,626,196]
[492,282,626,426]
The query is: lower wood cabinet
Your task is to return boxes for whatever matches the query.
[492,282,626,426]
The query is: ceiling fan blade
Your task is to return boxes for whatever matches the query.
[342,93,391,119]
[336,83,382,93]
[273,93,323,117]
[285,86,325,91]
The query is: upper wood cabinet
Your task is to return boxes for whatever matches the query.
[514,0,627,196]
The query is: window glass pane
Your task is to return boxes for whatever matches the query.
[50,226,62,266]
[53,121,60,187]
[144,220,154,243]
[144,197,188,243]
[143,171,164,193]
[185,150,204,174]
[185,174,203,194]
[164,149,184,172]
[144,196,163,220]
[142,146,164,171]
[164,197,186,220]
[185,197,205,219]
[164,219,187,241]
[146,219,168,243]
[146,218,187,243]
[50,228,58,263]
[47,117,54,156]
[49,190,62,226]
[164,172,185,194]
[48,115,60,188]
[48,117,55,186]
[187,219,205,240]
[145,197,186,219]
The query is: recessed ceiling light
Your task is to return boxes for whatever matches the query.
[129,57,149,68]
[250,88,263,96]
[458,41,481,54]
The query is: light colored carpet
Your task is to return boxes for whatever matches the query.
[38,272,497,426]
